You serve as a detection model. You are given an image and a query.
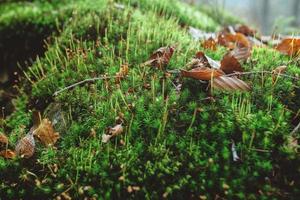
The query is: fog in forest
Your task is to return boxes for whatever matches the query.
[186,0,300,35]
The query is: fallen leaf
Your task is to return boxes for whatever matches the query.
[202,37,217,50]
[34,118,60,146]
[218,33,251,49]
[102,134,113,143]
[0,133,8,145]
[188,26,216,40]
[230,46,251,62]
[115,64,129,83]
[15,132,35,158]
[109,124,124,136]
[211,76,251,92]
[0,149,16,159]
[186,51,220,70]
[234,24,256,37]
[181,67,224,81]
[220,52,243,74]
[247,36,265,48]
[275,38,300,56]
[272,65,287,82]
[102,124,124,143]
[142,46,175,69]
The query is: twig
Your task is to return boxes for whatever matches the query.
[166,69,181,74]
[53,76,120,96]
[291,121,300,136]
[226,71,300,81]
[167,69,300,81]
[249,148,272,153]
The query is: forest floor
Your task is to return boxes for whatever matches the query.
[0,0,300,199]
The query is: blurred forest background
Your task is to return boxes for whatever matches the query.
[185,0,300,35]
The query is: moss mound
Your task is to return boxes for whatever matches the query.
[1,0,300,199]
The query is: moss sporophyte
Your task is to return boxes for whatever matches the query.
[0,0,299,199]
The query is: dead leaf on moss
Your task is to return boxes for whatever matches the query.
[102,134,113,143]
[0,149,16,159]
[218,33,251,49]
[272,65,287,82]
[202,37,217,50]
[181,67,224,81]
[109,124,124,136]
[211,76,251,92]
[220,53,243,74]
[102,124,124,143]
[275,38,300,56]
[34,118,60,146]
[230,46,251,62]
[116,64,129,83]
[234,24,256,37]
[15,132,35,158]
[0,133,8,145]
[186,51,220,70]
[142,46,175,69]
[188,26,216,40]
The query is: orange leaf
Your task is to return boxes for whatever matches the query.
[181,67,224,81]
[0,149,16,159]
[202,37,217,51]
[218,33,251,49]
[211,76,251,92]
[0,133,8,145]
[34,118,60,146]
[220,53,243,74]
[234,25,256,37]
[275,38,300,56]
[15,133,35,158]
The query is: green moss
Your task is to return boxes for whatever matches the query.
[1,0,300,199]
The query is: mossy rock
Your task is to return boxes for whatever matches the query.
[0,0,300,199]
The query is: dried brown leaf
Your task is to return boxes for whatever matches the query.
[0,149,16,159]
[275,38,300,56]
[181,67,224,81]
[15,133,35,158]
[218,33,251,49]
[0,133,8,145]
[142,46,175,69]
[202,37,217,50]
[186,51,220,70]
[230,46,251,62]
[211,76,251,92]
[116,64,129,83]
[272,65,287,82]
[34,118,60,146]
[234,25,256,37]
[220,53,243,74]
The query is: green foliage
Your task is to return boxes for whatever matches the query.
[0,0,300,199]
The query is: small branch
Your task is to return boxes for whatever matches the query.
[168,69,300,81]
[53,76,120,96]
[291,121,300,136]
[249,148,272,153]
[226,71,300,81]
